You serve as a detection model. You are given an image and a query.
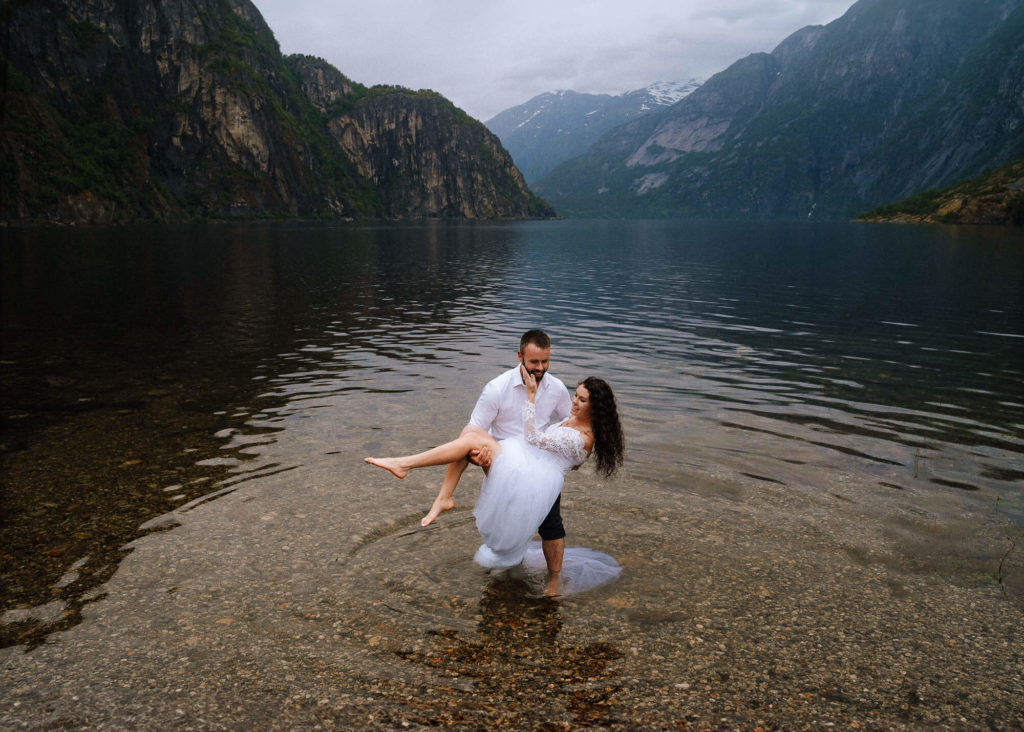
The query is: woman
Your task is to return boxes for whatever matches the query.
[365,369,624,572]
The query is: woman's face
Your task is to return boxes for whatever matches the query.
[571,384,591,420]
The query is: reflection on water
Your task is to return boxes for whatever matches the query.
[1,220,1022,647]
[0,221,518,646]
[395,577,624,728]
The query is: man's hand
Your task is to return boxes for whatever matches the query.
[469,445,494,469]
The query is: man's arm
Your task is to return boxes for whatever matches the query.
[468,380,500,431]
[466,380,500,467]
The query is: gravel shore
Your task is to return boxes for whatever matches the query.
[2,455,1021,730]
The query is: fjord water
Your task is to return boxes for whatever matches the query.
[2,219,1022,634]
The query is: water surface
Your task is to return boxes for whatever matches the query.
[2,218,1022,642]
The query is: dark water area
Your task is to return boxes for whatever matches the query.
[1,219,1022,650]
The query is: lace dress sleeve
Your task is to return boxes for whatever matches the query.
[523,402,588,465]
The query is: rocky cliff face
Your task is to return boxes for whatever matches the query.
[0,0,551,224]
[328,93,543,218]
[285,57,548,219]
[535,0,1024,220]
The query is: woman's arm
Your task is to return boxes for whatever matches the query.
[522,369,588,463]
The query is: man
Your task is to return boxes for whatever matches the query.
[421,329,572,592]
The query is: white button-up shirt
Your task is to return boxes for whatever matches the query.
[469,365,572,440]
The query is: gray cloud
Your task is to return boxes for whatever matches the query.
[253,0,853,121]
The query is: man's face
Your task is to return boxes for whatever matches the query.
[518,343,551,382]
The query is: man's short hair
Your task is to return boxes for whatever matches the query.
[520,329,551,353]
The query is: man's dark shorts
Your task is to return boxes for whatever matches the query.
[538,494,566,541]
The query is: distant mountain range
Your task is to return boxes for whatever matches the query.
[532,0,1024,221]
[0,0,552,224]
[485,81,702,185]
[8,0,1022,225]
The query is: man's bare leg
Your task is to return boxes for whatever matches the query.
[420,425,491,527]
[542,538,564,597]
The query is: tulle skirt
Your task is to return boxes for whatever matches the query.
[512,542,622,597]
[472,438,622,596]
[473,436,564,568]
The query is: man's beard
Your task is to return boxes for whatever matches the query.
[522,362,546,382]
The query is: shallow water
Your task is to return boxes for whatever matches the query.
[2,220,1022,635]
[1,220,1022,727]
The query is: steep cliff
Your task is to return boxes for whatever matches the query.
[0,0,551,224]
[535,0,1024,220]
[286,57,549,219]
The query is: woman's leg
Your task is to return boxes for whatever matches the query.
[420,458,468,527]
[420,426,489,526]
[364,426,499,481]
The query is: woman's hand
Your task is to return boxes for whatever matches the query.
[521,364,538,402]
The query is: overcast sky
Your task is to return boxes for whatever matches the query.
[252,0,855,122]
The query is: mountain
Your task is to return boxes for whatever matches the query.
[0,0,553,224]
[534,0,1024,221]
[485,80,702,185]
[858,157,1024,225]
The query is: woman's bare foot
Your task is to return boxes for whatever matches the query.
[421,496,454,527]
[364,457,408,479]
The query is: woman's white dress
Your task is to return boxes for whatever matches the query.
[473,402,621,595]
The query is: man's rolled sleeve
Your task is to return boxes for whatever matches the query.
[468,381,500,431]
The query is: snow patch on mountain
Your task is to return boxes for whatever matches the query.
[643,79,703,106]
[485,78,704,184]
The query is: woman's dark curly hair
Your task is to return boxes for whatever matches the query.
[581,376,625,478]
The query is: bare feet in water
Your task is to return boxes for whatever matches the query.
[543,573,562,598]
[421,496,454,527]
[364,457,408,479]
[364,458,457,528]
